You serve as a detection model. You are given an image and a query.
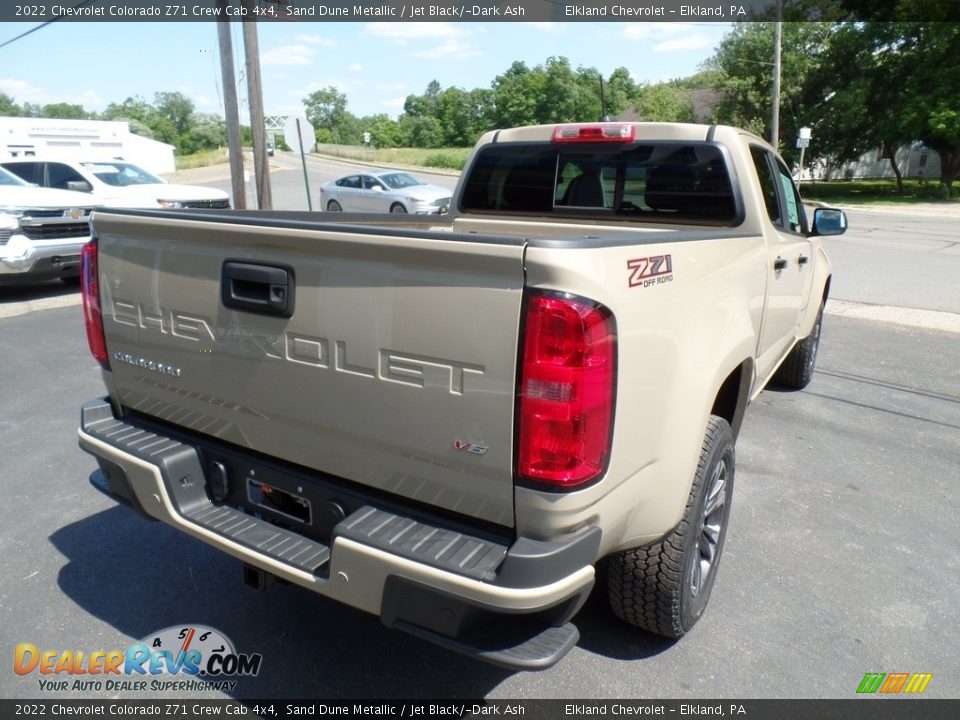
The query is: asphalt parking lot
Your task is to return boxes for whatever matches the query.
[1,199,957,701]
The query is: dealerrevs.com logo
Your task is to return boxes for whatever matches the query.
[14,625,262,693]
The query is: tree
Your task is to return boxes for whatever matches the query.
[153,91,195,136]
[636,84,694,123]
[101,96,155,124]
[809,21,960,190]
[705,22,834,157]
[896,23,960,188]
[179,112,227,154]
[492,61,542,128]
[0,91,22,116]
[362,114,401,148]
[39,103,90,120]
[604,67,640,118]
[303,86,348,134]
[398,115,444,148]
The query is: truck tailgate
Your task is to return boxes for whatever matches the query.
[92,211,525,527]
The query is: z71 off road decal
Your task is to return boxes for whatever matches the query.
[628,254,673,288]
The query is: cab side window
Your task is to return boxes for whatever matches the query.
[3,162,42,185]
[776,158,807,233]
[749,147,782,227]
[46,163,87,190]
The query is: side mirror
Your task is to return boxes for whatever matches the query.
[67,180,93,193]
[812,207,847,236]
[370,185,384,192]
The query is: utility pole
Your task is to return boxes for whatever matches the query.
[771,0,782,150]
[216,2,245,209]
[242,0,272,210]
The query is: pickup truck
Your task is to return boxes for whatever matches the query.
[1,157,230,210]
[0,165,96,284]
[77,122,846,670]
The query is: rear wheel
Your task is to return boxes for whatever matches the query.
[390,203,407,214]
[773,301,824,390]
[326,200,342,212]
[608,416,734,638]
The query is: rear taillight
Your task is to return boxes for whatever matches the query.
[81,240,109,369]
[552,124,636,143]
[516,292,616,489]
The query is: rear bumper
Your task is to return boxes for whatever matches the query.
[78,398,598,670]
[0,232,86,278]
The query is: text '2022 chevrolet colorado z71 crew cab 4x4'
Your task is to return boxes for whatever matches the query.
[77,122,846,670]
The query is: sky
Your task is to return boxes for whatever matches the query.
[0,20,732,122]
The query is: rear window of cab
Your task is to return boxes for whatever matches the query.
[459,141,740,226]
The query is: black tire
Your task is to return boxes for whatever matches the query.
[608,416,735,638]
[773,301,824,390]
[60,275,82,285]
[326,200,342,212]
[390,203,407,214]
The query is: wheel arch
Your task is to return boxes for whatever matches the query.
[710,359,753,441]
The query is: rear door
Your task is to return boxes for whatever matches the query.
[93,211,526,527]
[332,175,362,210]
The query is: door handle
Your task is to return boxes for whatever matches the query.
[774,257,788,271]
[221,261,295,317]
[798,254,809,265]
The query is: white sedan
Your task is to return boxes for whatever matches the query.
[320,170,451,214]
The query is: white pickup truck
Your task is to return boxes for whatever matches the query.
[77,122,846,669]
[0,165,96,284]
[1,157,230,210]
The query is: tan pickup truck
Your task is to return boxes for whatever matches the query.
[77,122,846,670]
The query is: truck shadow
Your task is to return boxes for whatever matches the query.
[51,499,673,699]
[51,502,510,698]
[572,579,679,662]
[0,278,78,304]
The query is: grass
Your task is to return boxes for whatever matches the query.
[313,144,471,171]
[800,178,958,205]
[175,148,230,171]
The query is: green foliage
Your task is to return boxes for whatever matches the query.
[179,113,227,155]
[918,183,952,200]
[40,103,92,120]
[153,91,195,136]
[303,86,357,144]
[99,94,223,154]
[636,84,695,123]
[362,113,402,149]
[398,115,444,149]
[422,152,467,170]
[0,91,22,116]
[706,21,833,158]
[816,22,960,186]
[102,96,154,124]
[800,178,960,204]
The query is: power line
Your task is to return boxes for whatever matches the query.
[0,1,99,51]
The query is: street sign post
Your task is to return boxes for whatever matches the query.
[284,116,316,211]
[796,127,812,179]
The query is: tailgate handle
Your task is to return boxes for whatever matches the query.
[221,261,294,317]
